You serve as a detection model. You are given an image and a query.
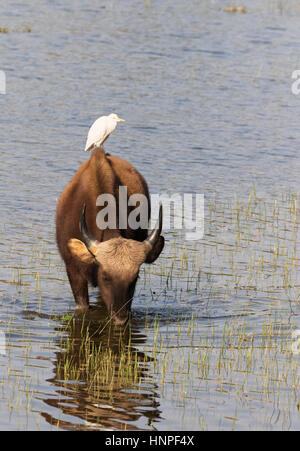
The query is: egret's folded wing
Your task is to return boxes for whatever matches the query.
[84,127,98,151]
[84,117,107,151]
[84,141,94,152]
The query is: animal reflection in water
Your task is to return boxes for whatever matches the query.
[41,308,161,430]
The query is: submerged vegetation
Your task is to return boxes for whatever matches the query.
[2,0,300,432]
[0,25,31,33]
[2,191,300,429]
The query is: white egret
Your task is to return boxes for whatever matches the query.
[84,113,125,152]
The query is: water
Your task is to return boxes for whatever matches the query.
[1,0,300,430]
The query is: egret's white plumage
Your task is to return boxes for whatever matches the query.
[84,113,125,152]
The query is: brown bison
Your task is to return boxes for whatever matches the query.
[56,148,164,325]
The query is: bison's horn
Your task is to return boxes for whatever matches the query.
[145,203,163,249]
[79,204,100,250]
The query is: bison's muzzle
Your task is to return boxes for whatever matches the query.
[67,204,164,324]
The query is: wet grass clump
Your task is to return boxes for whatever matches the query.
[2,189,300,429]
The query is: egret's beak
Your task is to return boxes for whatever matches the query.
[117,117,125,122]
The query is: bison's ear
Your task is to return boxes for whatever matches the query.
[145,236,165,264]
[67,239,96,264]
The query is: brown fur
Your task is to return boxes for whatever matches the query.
[56,148,149,256]
[56,148,164,322]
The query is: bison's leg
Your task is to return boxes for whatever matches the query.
[66,264,89,309]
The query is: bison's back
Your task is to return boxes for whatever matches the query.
[56,148,150,264]
[107,155,149,200]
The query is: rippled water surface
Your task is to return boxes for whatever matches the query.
[2,0,300,430]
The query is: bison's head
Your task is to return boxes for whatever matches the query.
[67,204,164,325]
